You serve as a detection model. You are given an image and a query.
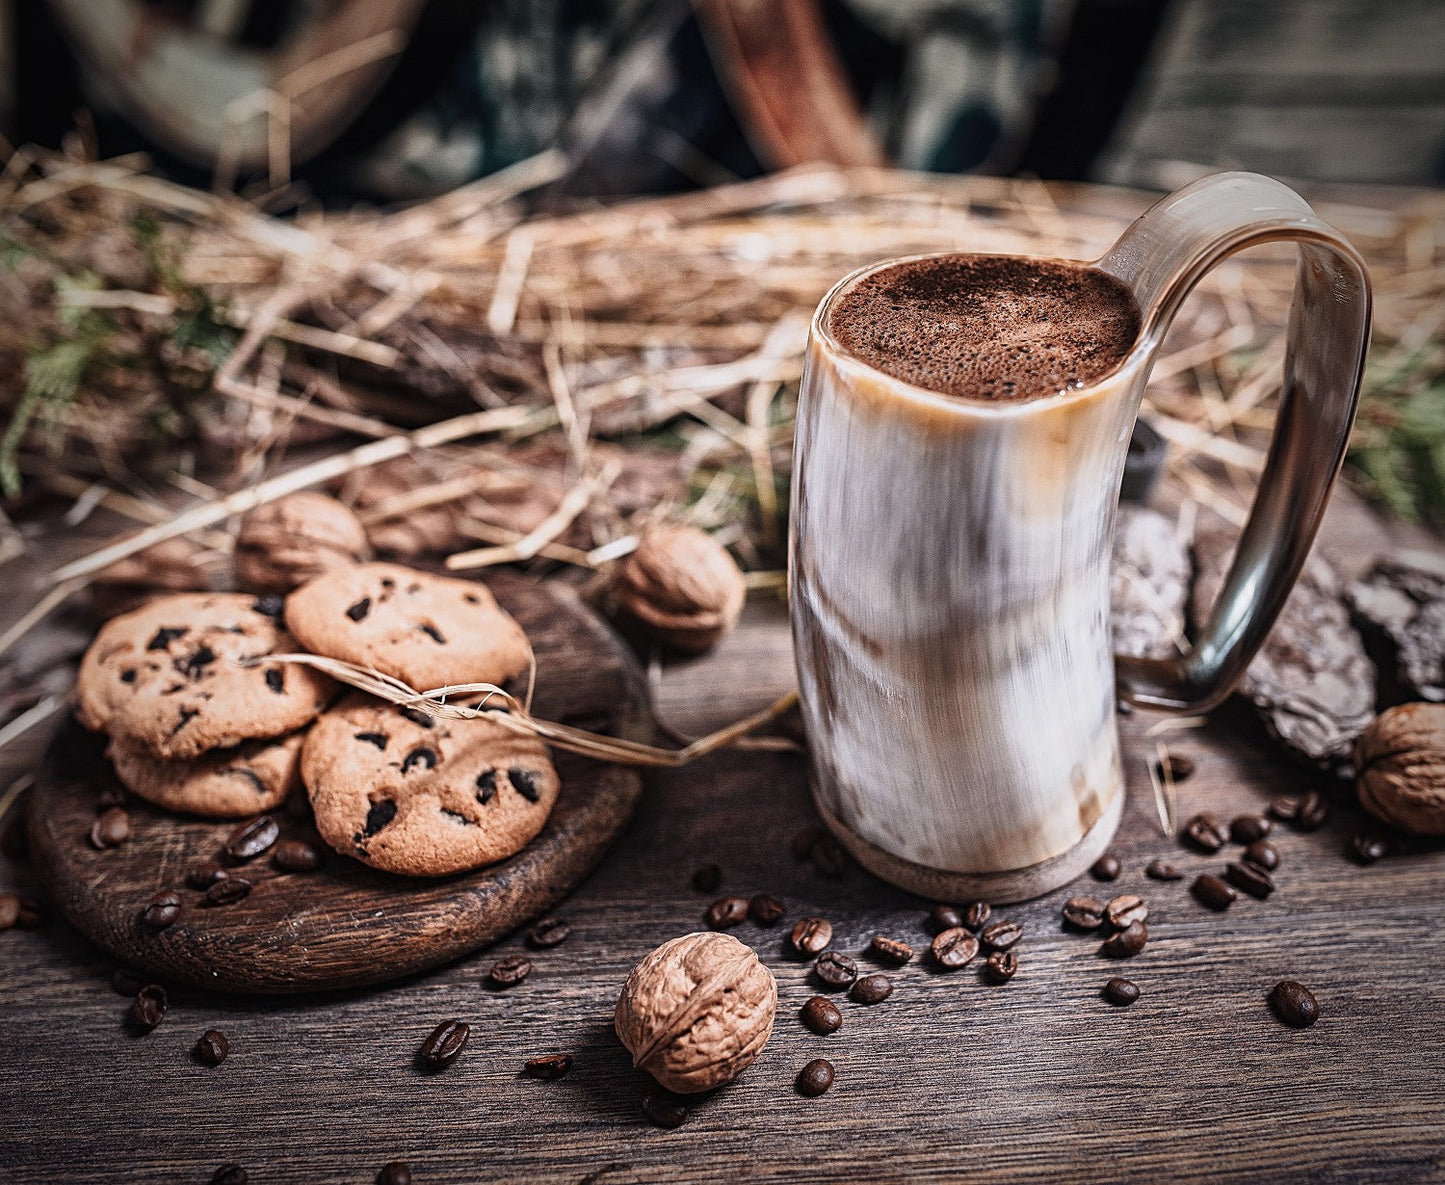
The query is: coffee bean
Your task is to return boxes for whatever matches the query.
[1225,861,1275,899]
[962,900,992,931]
[523,1053,573,1080]
[111,967,147,996]
[1230,815,1273,844]
[810,835,848,878]
[1090,854,1121,881]
[97,784,127,810]
[849,974,892,1004]
[1145,858,1183,881]
[14,895,41,928]
[210,1166,248,1185]
[128,984,167,1033]
[800,996,843,1034]
[1101,921,1148,958]
[984,951,1018,983]
[868,935,913,966]
[813,951,858,989]
[790,917,832,956]
[789,828,822,861]
[1351,833,1389,864]
[376,1163,412,1185]
[419,1019,470,1070]
[0,892,19,930]
[928,904,963,933]
[272,839,324,873]
[1154,753,1196,782]
[1103,977,1140,1006]
[796,1058,835,1097]
[980,920,1023,952]
[1295,790,1330,831]
[527,918,571,948]
[186,863,229,890]
[1268,980,1320,1028]
[642,1093,690,1129]
[1105,894,1148,930]
[1182,812,1229,853]
[705,896,749,930]
[141,892,181,930]
[203,877,252,907]
[222,816,279,862]
[690,863,721,892]
[1243,840,1279,871]
[1269,795,1302,822]
[1191,873,1237,911]
[930,927,979,969]
[195,1029,229,1066]
[488,956,532,988]
[1061,896,1106,931]
[89,806,130,850]
[749,894,785,925]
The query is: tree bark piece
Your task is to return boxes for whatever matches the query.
[1348,550,1445,703]
[1111,505,1192,660]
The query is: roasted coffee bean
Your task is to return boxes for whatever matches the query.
[1061,896,1107,930]
[1225,861,1275,899]
[1295,790,1330,831]
[527,918,571,948]
[1154,753,1196,783]
[1182,812,1229,853]
[1145,858,1183,881]
[790,916,832,955]
[928,904,963,933]
[813,951,858,989]
[705,896,749,930]
[984,951,1018,983]
[1230,815,1273,845]
[961,900,992,931]
[810,835,848,878]
[195,1029,230,1066]
[376,1163,412,1185]
[749,894,785,925]
[690,863,721,893]
[96,784,127,810]
[642,1093,690,1129]
[128,984,167,1032]
[930,927,979,969]
[1351,833,1389,864]
[789,828,822,861]
[419,1019,470,1070]
[849,974,893,1004]
[1090,854,1122,881]
[111,967,147,996]
[89,806,131,850]
[203,877,252,907]
[272,839,324,873]
[0,892,19,930]
[523,1053,573,1080]
[796,1058,835,1097]
[800,996,843,1034]
[222,816,279,862]
[14,895,42,928]
[210,1166,248,1185]
[1268,979,1320,1028]
[1243,840,1279,871]
[488,956,532,988]
[187,863,229,890]
[1269,795,1302,822]
[1101,921,1148,958]
[1105,894,1148,930]
[1191,873,1237,911]
[141,892,181,930]
[1103,977,1140,1006]
[868,935,913,966]
[980,920,1023,952]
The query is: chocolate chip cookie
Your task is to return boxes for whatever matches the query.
[284,563,530,692]
[76,593,334,759]
[302,695,559,876]
[108,730,305,818]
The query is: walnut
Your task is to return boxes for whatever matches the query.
[614,931,776,1094]
[88,536,211,618]
[1355,702,1445,836]
[614,524,746,653]
[233,493,369,594]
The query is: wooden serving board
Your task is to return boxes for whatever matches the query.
[25,576,649,995]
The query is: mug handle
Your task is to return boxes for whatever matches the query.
[1097,172,1372,712]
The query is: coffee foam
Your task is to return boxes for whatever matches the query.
[826,254,1141,402]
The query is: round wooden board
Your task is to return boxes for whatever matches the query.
[27,576,649,995]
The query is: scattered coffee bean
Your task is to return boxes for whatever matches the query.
[272,839,324,873]
[89,806,130,850]
[1145,858,1183,881]
[749,894,785,925]
[850,974,893,1004]
[962,900,992,931]
[1230,815,1273,845]
[790,917,832,956]
[642,1093,690,1129]
[96,784,127,810]
[789,828,822,861]
[1103,977,1140,1006]
[980,920,1023,952]
[128,984,167,1033]
[419,1019,470,1070]
[376,1163,412,1185]
[186,863,229,890]
[1182,812,1229,853]
[194,1029,229,1066]
[705,896,749,930]
[203,877,252,907]
[1268,979,1320,1028]
[488,956,532,988]
[1090,854,1121,881]
[930,927,979,970]
[210,1166,247,1185]
[1191,873,1237,911]
[222,816,279,862]
[800,996,843,1034]
[1295,790,1330,831]
[1155,753,1196,782]
[1225,861,1275,899]
[1351,833,1389,864]
[868,935,913,966]
[796,1058,835,1097]
[141,892,181,930]
[1105,894,1148,930]
[527,918,571,948]
[984,951,1018,983]
[813,951,858,989]
[0,892,19,930]
[928,904,963,933]
[111,967,147,996]
[1269,794,1301,822]
[1101,921,1148,958]
[810,835,848,878]
[14,895,41,928]
[1243,840,1279,871]
[691,863,721,893]
[523,1053,573,1080]
[1061,896,1106,931]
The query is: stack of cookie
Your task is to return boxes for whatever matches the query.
[76,547,562,878]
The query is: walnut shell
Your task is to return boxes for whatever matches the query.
[233,493,369,594]
[614,525,746,653]
[614,931,776,1094]
[88,536,210,618]
[1356,702,1445,836]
